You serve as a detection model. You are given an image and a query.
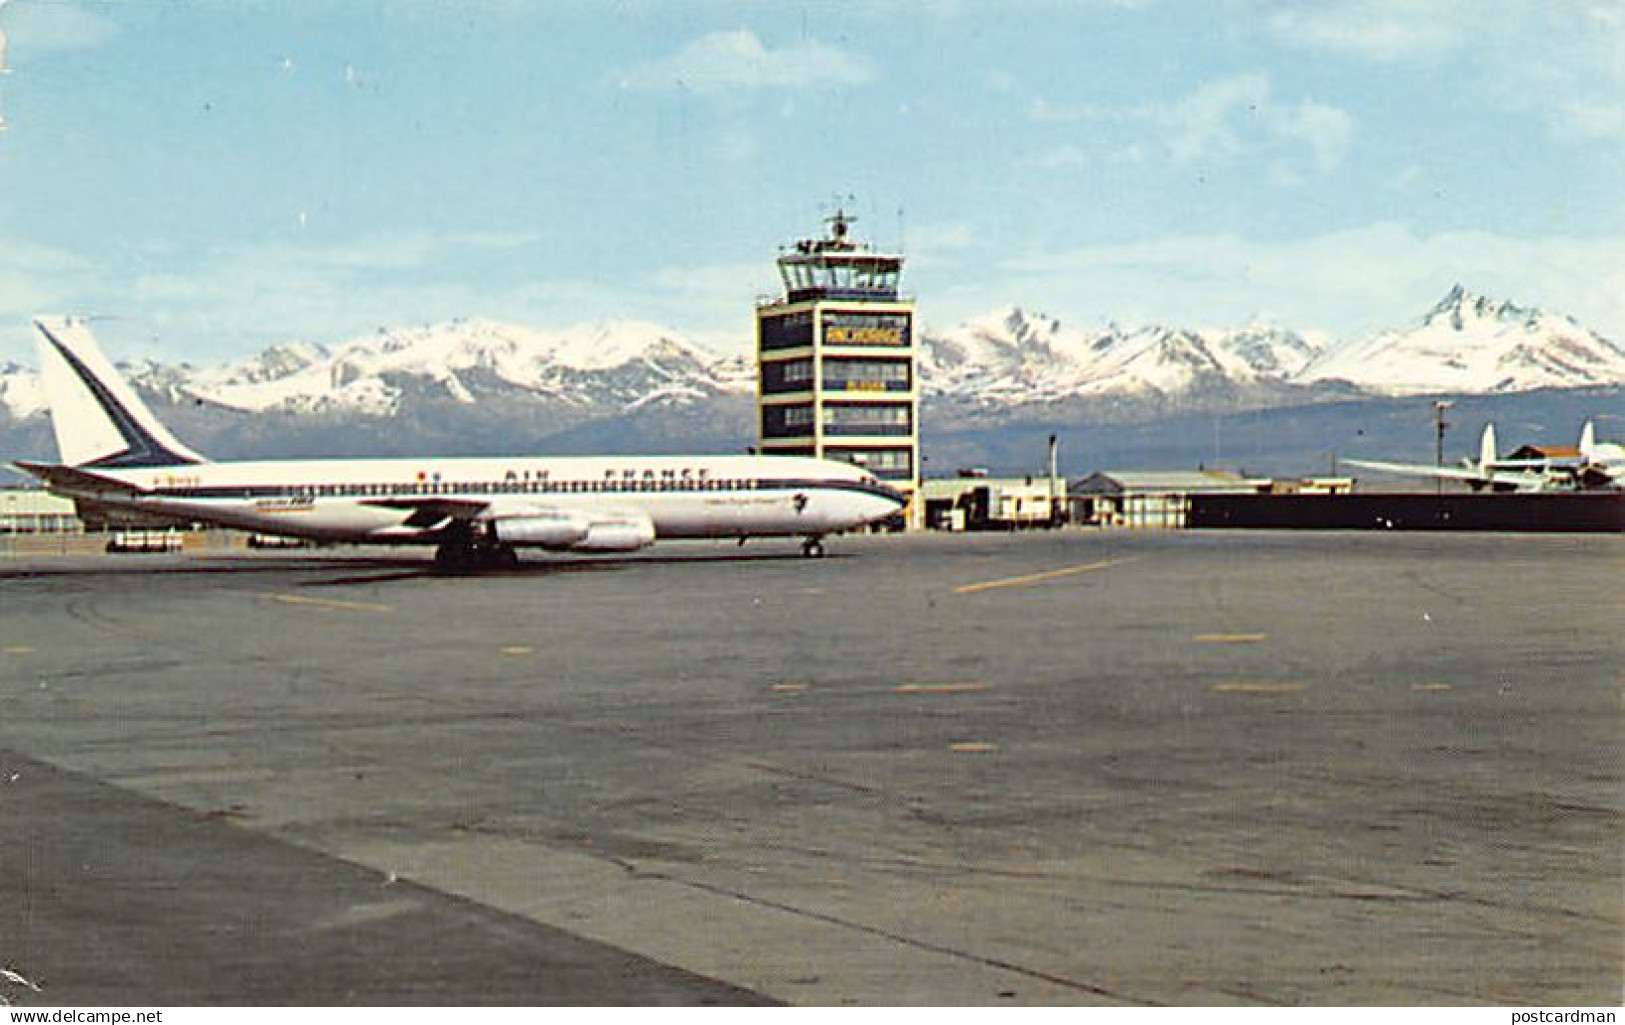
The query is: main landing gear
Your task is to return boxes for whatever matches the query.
[800,536,826,559]
[433,525,519,574]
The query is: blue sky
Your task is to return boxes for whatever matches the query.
[0,0,1621,362]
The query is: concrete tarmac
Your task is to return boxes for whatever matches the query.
[0,530,1619,1005]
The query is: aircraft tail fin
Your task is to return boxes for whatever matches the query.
[33,317,207,469]
[1478,423,1497,471]
[1579,420,1596,460]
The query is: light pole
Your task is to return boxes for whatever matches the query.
[1048,434,1061,527]
[1433,400,1454,495]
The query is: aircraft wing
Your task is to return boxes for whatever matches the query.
[357,496,604,538]
[360,496,490,516]
[359,496,493,531]
[1343,459,1491,483]
[11,460,145,495]
[1344,459,1559,492]
[358,496,600,520]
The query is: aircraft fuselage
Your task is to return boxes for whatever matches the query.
[61,453,905,545]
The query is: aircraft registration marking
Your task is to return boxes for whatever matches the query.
[953,557,1136,595]
[1193,633,1268,644]
[269,594,393,613]
[1211,682,1305,694]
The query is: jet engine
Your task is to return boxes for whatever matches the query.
[487,507,654,552]
[489,511,590,547]
[574,513,656,552]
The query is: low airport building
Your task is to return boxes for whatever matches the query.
[1284,477,1356,495]
[1070,470,1273,528]
[920,475,1064,530]
[0,487,81,534]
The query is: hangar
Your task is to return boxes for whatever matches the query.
[1069,470,1272,528]
[0,487,80,534]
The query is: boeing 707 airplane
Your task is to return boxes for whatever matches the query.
[15,317,907,571]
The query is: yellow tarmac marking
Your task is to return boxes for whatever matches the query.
[1411,683,1453,692]
[270,594,393,613]
[1193,633,1268,644]
[1,646,34,655]
[953,557,1135,595]
[769,683,808,693]
[500,646,534,656]
[893,683,987,694]
[949,741,998,754]
[1211,682,1306,695]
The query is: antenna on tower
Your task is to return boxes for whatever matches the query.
[821,193,853,243]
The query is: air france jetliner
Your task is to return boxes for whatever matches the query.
[16,317,907,571]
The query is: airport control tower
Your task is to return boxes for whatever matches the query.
[757,208,919,527]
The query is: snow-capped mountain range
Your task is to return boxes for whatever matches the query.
[109,319,756,419]
[1,287,1621,426]
[920,311,1330,409]
[1298,285,1625,395]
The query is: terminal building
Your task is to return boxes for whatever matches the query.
[756,209,918,527]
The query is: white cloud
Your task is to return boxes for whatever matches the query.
[0,0,116,55]
[714,126,759,162]
[1495,6,1625,142]
[650,259,777,341]
[897,221,978,274]
[1021,72,1354,177]
[9,223,1623,366]
[983,69,1019,95]
[1029,145,1092,171]
[1272,99,1355,172]
[1158,72,1270,163]
[1554,100,1625,140]
[0,231,566,362]
[1253,0,1470,62]
[1249,1,1625,143]
[1153,73,1355,174]
[0,239,101,358]
[1028,96,1107,124]
[0,228,781,363]
[620,29,875,95]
